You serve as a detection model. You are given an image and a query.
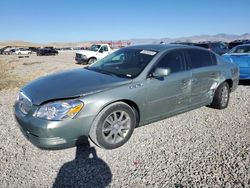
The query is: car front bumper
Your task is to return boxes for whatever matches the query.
[14,103,95,149]
[75,56,88,64]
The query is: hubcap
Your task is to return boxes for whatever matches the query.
[221,86,229,107]
[102,111,131,144]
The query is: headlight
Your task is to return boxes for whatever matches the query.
[33,99,84,121]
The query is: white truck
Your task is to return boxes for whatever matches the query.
[75,44,115,64]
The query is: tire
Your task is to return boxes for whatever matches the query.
[210,82,230,109]
[88,58,97,64]
[89,102,136,149]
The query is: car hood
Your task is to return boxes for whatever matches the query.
[76,50,97,57]
[22,68,131,105]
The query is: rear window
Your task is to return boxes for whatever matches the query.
[187,49,215,68]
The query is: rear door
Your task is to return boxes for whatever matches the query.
[146,49,191,120]
[185,49,220,106]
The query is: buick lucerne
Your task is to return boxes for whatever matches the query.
[14,45,239,149]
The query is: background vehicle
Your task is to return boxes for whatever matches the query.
[75,44,115,64]
[228,39,250,49]
[193,41,229,55]
[170,42,194,46]
[37,47,58,56]
[0,47,16,55]
[223,44,250,80]
[15,48,32,55]
[15,45,239,150]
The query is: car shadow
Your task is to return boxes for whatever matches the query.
[239,80,250,86]
[53,140,112,188]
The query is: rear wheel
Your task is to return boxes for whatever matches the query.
[89,102,136,149]
[210,82,230,109]
[88,58,97,64]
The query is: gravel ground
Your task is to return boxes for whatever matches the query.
[0,54,250,187]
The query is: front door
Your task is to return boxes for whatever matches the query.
[98,45,109,59]
[145,50,191,121]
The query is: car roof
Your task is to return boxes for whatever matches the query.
[126,44,195,52]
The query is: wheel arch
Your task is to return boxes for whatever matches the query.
[96,99,141,127]
[88,56,97,61]
[224,79,233,90]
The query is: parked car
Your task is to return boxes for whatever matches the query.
[14,44,239,150]
[223,44,250,80]
[28,47,39,53]
[228,39,250,49]
[0,47,16,55]
[193,42,229,55]
[37,48,58,56]
[75,44,116,64]
[15,48,32,55]
[171,42,194,46]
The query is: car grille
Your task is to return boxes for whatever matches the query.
[18,92,32,115]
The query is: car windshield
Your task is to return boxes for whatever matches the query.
[89,45,101,52]
[230,45,250,53]
[88,48,158,78]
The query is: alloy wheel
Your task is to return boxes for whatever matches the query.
[102,110,131,144]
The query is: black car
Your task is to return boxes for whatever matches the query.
[193,42,229,55]
[170,42,194,46]
[37,48,58,56]
[228,40,250,49]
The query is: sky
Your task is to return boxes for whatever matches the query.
[0,0,249,43]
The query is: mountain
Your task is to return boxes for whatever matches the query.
[1,33,250,48]
[130,33,250,45]
[0,41,91,48]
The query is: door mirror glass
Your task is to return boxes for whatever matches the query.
[99,48,104,53]
[152,68,170,78]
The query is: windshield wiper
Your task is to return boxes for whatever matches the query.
[87,67,116,76]
[87,67,129,78]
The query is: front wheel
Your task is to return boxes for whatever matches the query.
[88,58,97,64]
[210,82,230,109]
[89,102,136,149]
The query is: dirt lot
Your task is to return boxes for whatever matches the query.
[0,53,250,187]
[0,52,80,90]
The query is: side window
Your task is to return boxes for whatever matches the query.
[102,45,108,52]
[156,50,185,73]
[188,49,213,68]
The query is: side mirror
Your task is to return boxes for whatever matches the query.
[99,49,103,53]
[152,68,170,78]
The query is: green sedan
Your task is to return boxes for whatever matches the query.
[14,44,239,150]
